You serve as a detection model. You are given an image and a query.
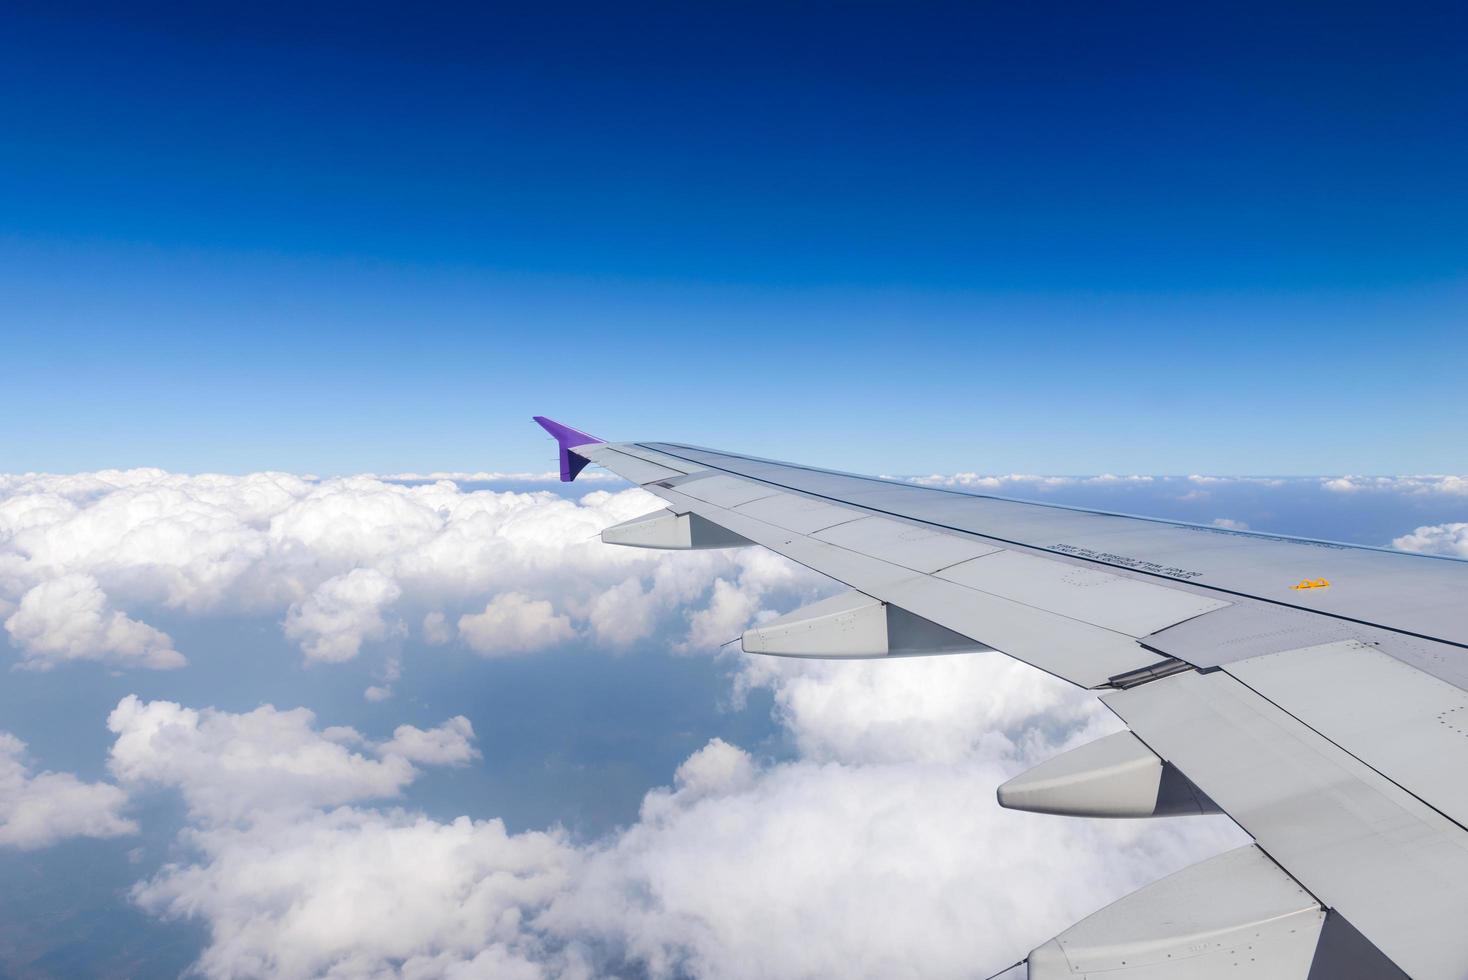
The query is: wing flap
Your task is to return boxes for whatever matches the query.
[1225,639,1468,832]
[1028,845,1323,979]
[1104,670,1468,980]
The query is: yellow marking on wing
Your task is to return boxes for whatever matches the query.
[1290,578,1331,590]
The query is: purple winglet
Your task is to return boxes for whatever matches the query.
[532,416,604,482]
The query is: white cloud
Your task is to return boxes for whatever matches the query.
[4,573,185,670]
[552,745,1242,980]
[1323,475,1468,495]
[133,808,583,980]
[675,548,824,655]
[0,472,303,612]
[105,695,578,979]
[117,646,1246,980]
[0,470,806,671]
[666,738,755,802]
[0,731,136,850]
[904,473,1069,489]
[739,652,1107,767]
[1392,522,1468,557]
[106,696,474,824]
[284,568,403,663]
[1084,473,1154,485]
[1210,517,1250,530]
[536,650,1240,978]
[378,717,478,766]
[586,578,657,647]
[458,593,576,657]
[1187,475,1287,487]
[679,578,760,652]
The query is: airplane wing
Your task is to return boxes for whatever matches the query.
[535,417,1468,980]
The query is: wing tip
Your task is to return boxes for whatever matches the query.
[531,416,603,482]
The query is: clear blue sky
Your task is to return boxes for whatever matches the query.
[4,2,1464,475]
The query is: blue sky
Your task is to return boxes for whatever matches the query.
[4,2,1465,476]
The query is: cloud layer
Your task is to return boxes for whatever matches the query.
[12,468,1398,977]
[0,470,820,679]
[6,467,1465,677]
[102,652,1243,980]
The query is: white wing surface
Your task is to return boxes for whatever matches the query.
[536,419,1468,979]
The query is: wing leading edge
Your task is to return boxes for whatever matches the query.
[535,418,1468,978]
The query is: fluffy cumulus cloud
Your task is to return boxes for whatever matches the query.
[1186,475,1287,487]
[540,655,1244,979]
[1323,475,1468,495]
[678,550,813,653]
[568,658,1242,977]
[458,592,576,657]
[379,716,479,766]
[1392,522,1468,556]
[555,753,1239,980]
[0,731,135,850]
[21,466,1460,674]
[116,655,1244,980]
[107,696,476,824]
[134,810,584,980]
[0,470,821,671]
[740,652,1107,767]
[284,568,404,663]
[4,573,184,670]
[109,696,583,979]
